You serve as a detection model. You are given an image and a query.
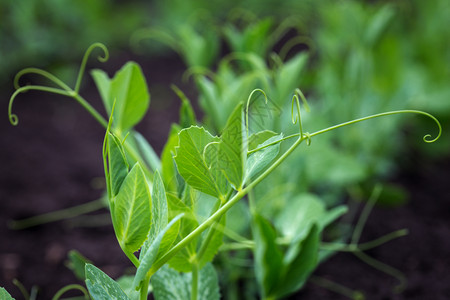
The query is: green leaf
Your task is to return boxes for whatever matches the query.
[152,264,220,300]
[274,225,320,298]
[148,171,168,242]
[85,264,130,300]
[248,130,278,151]
[174,126,228,198]
[203,142,229,197]
[107,133,129,197]
[152,265,190,300]
[141,171,178,262]
[95,62,150,132]
[246,134,283,182]
[133,214,184,290]
[218,103,246,190]
[113,163,151,253]
[66,250,92,280]
[275,194,345,241]
[0,287,14,300]
[197,263,220,300]
[252,214,284,297]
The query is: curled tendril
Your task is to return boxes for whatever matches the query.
[310,110,442,144]
[291,88,311,142]
[303,132,312,146]
[245,89,268,137]
[8,85,71,126]
[74,42,109,93]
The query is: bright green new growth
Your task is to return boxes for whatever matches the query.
[7,43,443,300]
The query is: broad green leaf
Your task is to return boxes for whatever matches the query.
[246,134,283,182]
[218,103,246,190]
[141,171,178,262]
[133,214,184,290]
[197,263,220,300]
[107,133,129,197]
[252,214,284,297]
[97,62,150,132]
[91,69,112,114]
[148,171,168,242]
[161,125,181,193]
[152,264,220,300]
[66,250,91,280]
[275,194,343,241]
[198,215,226,268]
[152,265,190,300]
[203,142,230,198]
[248,130,278,151]
[85,264,130,300]
[0,287,14,300]
[174,126,227,198]
[274,225,320,298]
[167,193,199,272]
[113,163,151,253]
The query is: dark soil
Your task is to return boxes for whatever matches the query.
[1,53,449,299]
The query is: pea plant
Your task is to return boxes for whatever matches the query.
[4,44,441,300]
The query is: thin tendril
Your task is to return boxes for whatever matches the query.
[8,85,71,126]
[52,284,89,300]
[74,42,109,93]
[14,68,72,91]
[245,89,268,138]
[310,110,442,143]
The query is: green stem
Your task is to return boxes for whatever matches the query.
[123,248,140,269]
[72,93,108,128]
[9,199,105,230]
[191,263,199,300]
[14,68,73,91]
[139,274,150,300]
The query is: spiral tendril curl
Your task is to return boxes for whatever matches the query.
[74,42,109,93]
[291,89,311,140]
[8,43,109,127]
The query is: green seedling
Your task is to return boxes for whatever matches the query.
[5,43,441,300]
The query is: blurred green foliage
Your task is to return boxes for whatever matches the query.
[0,0,148,86]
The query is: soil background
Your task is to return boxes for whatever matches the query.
[1,53,449,300]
